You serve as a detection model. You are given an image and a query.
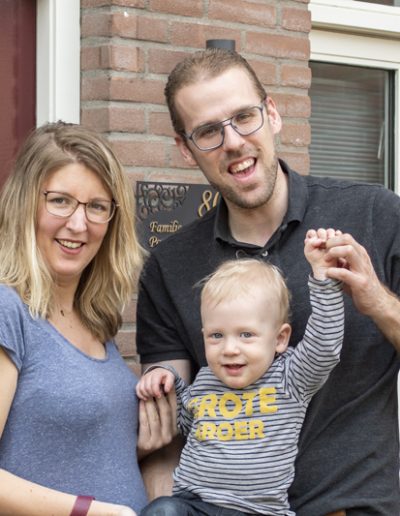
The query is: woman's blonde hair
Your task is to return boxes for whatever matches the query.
[200,259,291,324]
[0,121,143,342]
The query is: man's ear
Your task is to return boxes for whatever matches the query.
[264,96,282,135]
[175,134,197,166]
[275,323,291,354]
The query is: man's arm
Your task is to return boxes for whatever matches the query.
[326,232,400,352]
[139,359,191,500]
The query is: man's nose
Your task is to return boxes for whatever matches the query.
[221,122,245,152]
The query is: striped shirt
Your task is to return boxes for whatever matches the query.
[171,277,344,515]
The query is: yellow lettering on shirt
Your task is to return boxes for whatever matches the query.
[190,387,278,442]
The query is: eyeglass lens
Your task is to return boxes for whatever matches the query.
[192,105,264,150]
[45,192,114,223]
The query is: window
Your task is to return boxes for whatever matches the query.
[309,0,400,194]
[309,62,394,187]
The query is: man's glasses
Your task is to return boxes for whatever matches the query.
[184,102,266,151]
[43,191,117,224]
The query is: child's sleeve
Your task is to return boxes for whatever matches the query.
[288,277,344,402]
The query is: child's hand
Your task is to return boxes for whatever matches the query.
[136,367,175,400]
[304,228,342,280]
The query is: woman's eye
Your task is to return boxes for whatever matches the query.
[49,196,70,205]
[89,201,108,212]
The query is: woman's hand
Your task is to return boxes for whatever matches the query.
[137,390,178,460]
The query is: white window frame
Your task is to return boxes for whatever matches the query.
[36,0,80,125]
[309,0,400,195]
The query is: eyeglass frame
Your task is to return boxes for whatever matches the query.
[42,191,118,224]
[182,98,267,152]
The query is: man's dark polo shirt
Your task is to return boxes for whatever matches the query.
[137,161,400,516]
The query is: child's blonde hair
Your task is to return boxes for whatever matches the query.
[200,259,290,324]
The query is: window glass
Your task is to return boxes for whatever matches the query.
[309,62,394,188]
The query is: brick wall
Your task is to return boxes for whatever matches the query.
[80,0,312,370]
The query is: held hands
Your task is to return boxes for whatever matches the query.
[304,228,344,280]
[136,368,175,401]
[136,370,178,459]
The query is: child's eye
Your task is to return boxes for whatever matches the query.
[240,331,253,338]
[210,332,223,339]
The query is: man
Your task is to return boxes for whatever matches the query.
[137,48,400,516]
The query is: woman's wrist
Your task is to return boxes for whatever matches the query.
[70,495,95,516]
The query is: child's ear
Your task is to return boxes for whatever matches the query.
[275,323,291,354]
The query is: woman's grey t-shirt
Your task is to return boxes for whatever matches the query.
[0,285,147,512]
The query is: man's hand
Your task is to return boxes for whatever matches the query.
[323,232,400,352]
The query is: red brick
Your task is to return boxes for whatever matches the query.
[110,76,166,104]
[115,329,136,357]
[111,11,138,38]
[170,21,240,50]
[137,17,169,43]
[110,139,167,167]
[246,32,309,60]
[111,0,145,6]
[209,0,276,28]
[249,60,278,88]
[82,0,145,6]
[145,169,207,185]
[126,359,142,378]
[109,106,146,132]
[81,75,111,101]
[149,111,175,138]
[148,49,189,75]
[81,107,110,132]
[280,123,311,146]
[122,298,137,324]
[281,64,311,89]
[81,46,102,71]
[279,151,310,175]
[149,0,203,17]
[100,45,144,72]
[82,105,146,133]
[81,11,112,38]
[282,7,312,33]
[273,93,311,118]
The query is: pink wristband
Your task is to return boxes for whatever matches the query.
[70,495,95,516]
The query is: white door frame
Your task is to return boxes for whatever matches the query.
[36,0,80,125]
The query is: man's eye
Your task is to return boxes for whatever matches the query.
[235,111,254,124]
[196,124,220,139]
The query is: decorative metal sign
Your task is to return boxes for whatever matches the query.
[136,181,219,250]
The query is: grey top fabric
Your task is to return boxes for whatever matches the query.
[166,278,344,515]
[137,161,400,515]
[0,285,147,513]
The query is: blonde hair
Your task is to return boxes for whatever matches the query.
[200,259,290,324]
[0,121,143,342]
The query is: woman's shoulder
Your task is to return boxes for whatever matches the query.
[0,284,27,314]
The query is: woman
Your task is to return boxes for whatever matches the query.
[0,122,173,516]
